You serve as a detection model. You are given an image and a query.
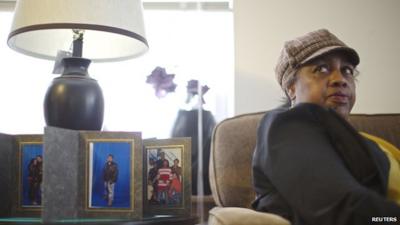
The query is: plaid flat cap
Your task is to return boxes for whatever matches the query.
[275,29,360,90]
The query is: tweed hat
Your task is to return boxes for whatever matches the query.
[275,29,360,90]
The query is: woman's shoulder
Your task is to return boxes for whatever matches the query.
[259,103,330,132]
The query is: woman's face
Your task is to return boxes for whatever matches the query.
[288,52,357,119]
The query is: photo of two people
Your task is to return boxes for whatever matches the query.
[147,148,183,207]
[21,144,43,207]
[89,142,132,209]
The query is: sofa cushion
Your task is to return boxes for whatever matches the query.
[349,114,400,149]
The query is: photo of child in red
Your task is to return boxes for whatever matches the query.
[156,160,172,204]
[147,149,183,206]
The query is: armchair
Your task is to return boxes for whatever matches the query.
[208,111,400,225]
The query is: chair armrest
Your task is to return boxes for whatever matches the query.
[208,207,291,225]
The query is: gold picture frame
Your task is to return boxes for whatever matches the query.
[143,138,191,216]
[15,135,43,216]
[81,131,143,219]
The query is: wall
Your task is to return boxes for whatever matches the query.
[234,0,400,115]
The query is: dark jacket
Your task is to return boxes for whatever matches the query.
[28,160,42,183]
[252,103,400,225]
[103,161,118,183]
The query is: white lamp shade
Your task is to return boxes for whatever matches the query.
[7,0,148,62]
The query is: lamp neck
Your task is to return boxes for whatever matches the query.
[62,57,91,76]
[72,37,83,57]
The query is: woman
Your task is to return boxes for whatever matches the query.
[27,158,40,205]
[252,29,400,225]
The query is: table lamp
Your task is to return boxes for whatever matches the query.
[7,0,149,130]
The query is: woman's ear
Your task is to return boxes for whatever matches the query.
[287,84,296,101]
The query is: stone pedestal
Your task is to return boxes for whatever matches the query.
[42,127,82,222]
[42,127,142,222]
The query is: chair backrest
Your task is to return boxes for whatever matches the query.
[209,111,400,208]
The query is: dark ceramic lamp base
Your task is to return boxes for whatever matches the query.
[44,57,104,130]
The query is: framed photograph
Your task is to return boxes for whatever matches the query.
[81,131,142,219]
[143,138,191,216]
[15,135,43,215]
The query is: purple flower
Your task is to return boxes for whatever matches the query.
[146,67,177,98]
